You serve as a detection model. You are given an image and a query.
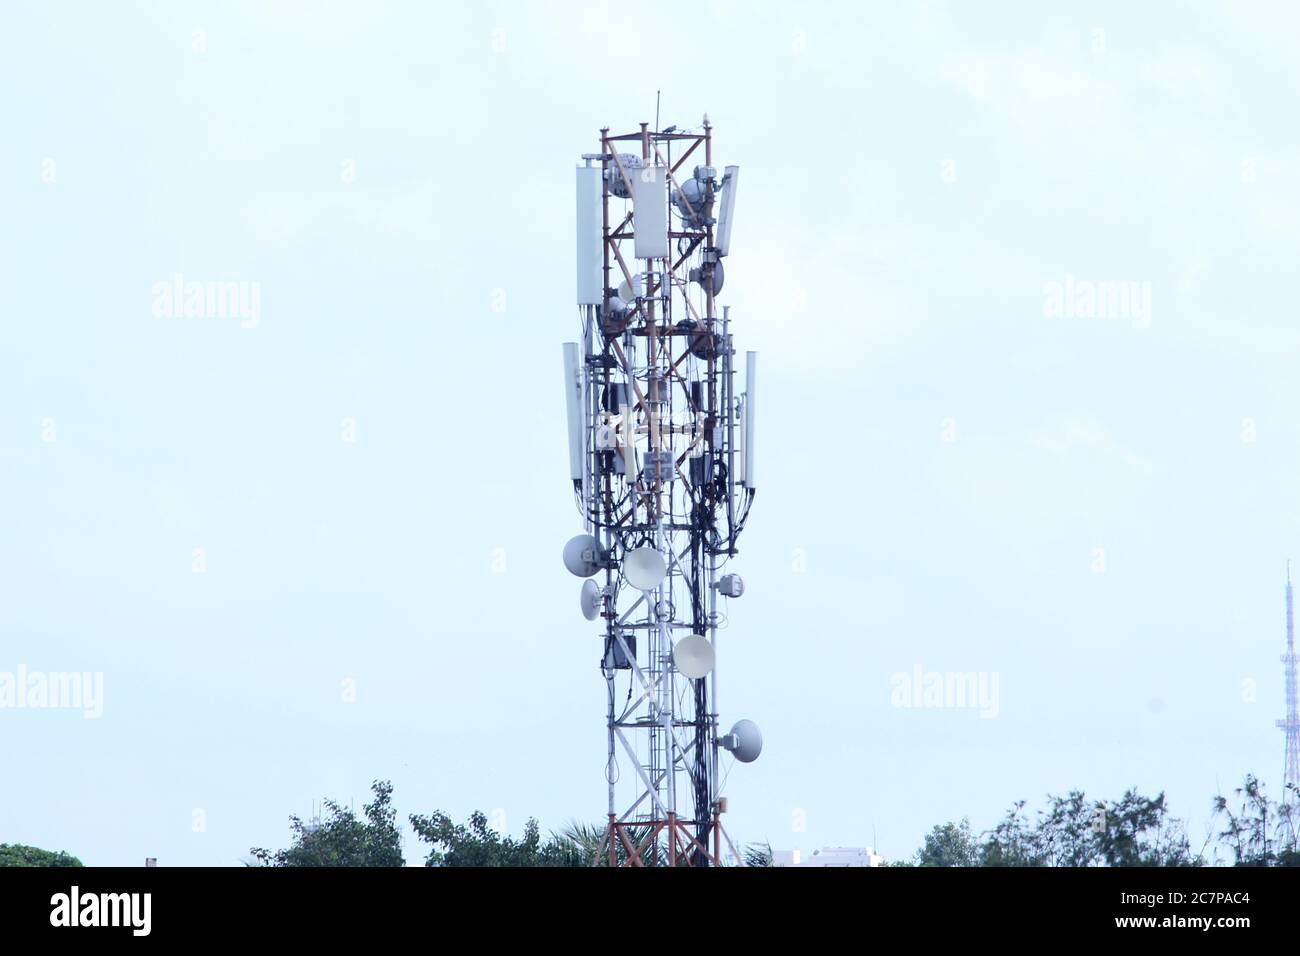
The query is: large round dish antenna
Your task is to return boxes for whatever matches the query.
[563,534,603,577]
[624,546,666,591]
[672,634,715,680]
[723,719,763,763]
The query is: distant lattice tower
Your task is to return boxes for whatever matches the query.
[1278,562,1300,798]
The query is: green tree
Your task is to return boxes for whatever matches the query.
[1212,774,1300,866]
[0,844,83,867]
[981,800,1043,866]
[251,780,674,868]
[1096,789,1195,866]
[409,810,599,867]
[910,788,1197,867]
[915,818,980,867]
[250,779,403,867]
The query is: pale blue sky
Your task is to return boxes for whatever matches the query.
[2,0,1299,865]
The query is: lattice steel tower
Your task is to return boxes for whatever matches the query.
[1279,562,1300,798]
[561,115,762,866]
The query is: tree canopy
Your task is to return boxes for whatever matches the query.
[250,779,404,867]
[0,844,84,867]
[249,773,1300,867]
[901,776,1298,867]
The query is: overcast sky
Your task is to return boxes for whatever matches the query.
[3,0,1299,865]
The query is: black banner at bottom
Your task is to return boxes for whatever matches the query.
[0,865,1278,943]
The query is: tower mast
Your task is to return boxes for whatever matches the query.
[562,115,761,866]
[1278,562,1300,798]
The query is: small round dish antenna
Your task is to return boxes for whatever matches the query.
[580,579,602,621]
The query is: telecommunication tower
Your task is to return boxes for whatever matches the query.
[1279,562,1300,797]
[561,115,762,866]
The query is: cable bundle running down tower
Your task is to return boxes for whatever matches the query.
[561,116,761,866]
[1279,562,1299,798]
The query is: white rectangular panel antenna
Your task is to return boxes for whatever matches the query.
[744,350,757,489]
[562,342,585,482]
[716,165,739,257]
[575,166,603,304]
[633,165,669,260]
[734,398,746,486]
